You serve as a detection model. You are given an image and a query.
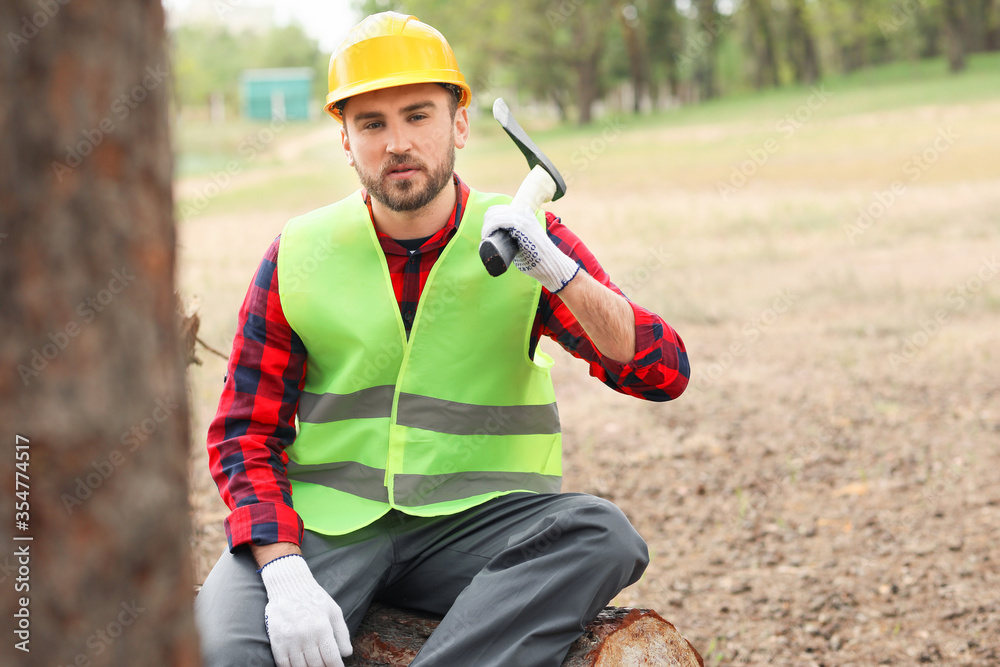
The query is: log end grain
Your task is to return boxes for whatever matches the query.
[347,603,703,667]
[587,609,704,667]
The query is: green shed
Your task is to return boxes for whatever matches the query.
[239,67,314,121]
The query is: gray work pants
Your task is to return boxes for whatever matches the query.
[195,492,648,667]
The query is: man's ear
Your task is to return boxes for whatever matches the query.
[341,127,354,166]
[453,106,470,150]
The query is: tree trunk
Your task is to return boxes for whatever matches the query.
[986,0,1000,51]
[345,603,705,666]
[838,0,868,74]
[619,4,647,114]
[746,0,780,89]
[568,2,613,125]
[552,89,571,123]
[0,2,198,666]
[644,0,679,108]
[576,50,602,125]
[943,0,968,71]
[694,0,720,101]
[917,4,943,58]
[963,0,992,52]
[787,0,821,85]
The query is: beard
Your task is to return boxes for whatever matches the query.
[355,144,456,213]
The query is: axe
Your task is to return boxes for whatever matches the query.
[479,98,568,277]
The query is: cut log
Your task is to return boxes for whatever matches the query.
[345,602,704,666]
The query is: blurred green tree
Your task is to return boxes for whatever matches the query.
[785,0,821,84]
[643,0,682,106]
[693,0,722,100]
[165,0,998,123]
[170,22,322,113]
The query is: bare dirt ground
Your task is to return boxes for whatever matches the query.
[179,98,1000,665]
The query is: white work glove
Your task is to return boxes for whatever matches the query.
[259,554,352,667]
[482,204,581,293]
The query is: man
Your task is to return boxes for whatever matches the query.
[195,11,689,667]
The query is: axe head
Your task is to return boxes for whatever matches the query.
[493,98,567,202]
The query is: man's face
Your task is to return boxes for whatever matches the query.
[341,83,469,214]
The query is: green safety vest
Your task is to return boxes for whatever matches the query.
[277,188,562,535]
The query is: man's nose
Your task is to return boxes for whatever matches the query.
[386,123,413,154]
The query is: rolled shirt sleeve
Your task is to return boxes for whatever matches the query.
[535,212,690,401]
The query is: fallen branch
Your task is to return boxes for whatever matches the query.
[195,334,229,361]
[177,294,228,365]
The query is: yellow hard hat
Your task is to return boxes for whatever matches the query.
[325,11,471,123]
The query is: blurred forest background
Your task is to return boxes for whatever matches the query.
[169,0,1000,123]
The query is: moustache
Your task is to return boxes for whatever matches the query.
[380,155,425,178]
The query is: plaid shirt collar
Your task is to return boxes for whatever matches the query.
[362,173,470,257]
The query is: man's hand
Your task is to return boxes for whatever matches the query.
[482,204,580,293]
[259,554,353,667]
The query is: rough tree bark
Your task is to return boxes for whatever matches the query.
[0,1,198,666]
[345,603,704,666]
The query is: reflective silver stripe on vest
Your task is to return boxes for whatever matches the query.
[297,388,560,436]
[289,462,560,507]
[394,471,561,507]
[297,385,395,424]
[286,460,389,503]
[395,393,560,436]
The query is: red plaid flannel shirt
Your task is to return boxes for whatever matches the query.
[207,175,689,550]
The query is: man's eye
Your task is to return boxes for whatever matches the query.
[410,114,427,122]
[364,122,383,130]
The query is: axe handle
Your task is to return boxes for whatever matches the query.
[479,166,558,277]
[478,230,519,277]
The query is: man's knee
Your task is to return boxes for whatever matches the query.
[565,495,649,582]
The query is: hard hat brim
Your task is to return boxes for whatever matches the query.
[326,75,471,122]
